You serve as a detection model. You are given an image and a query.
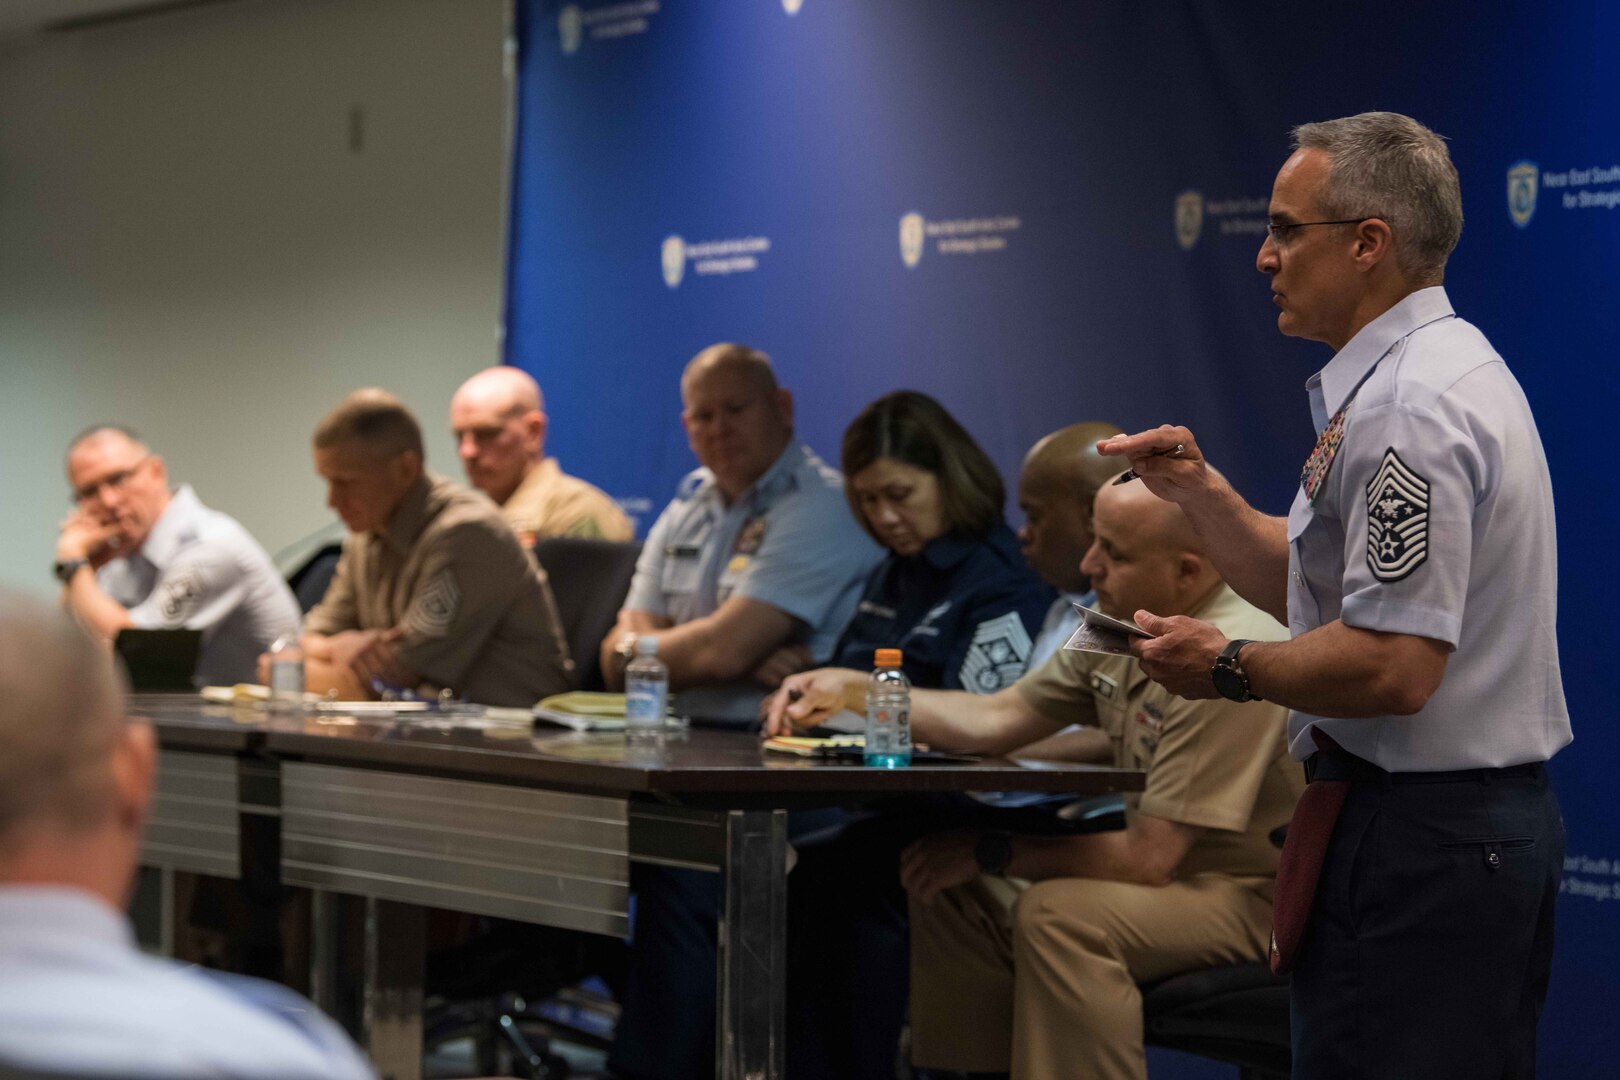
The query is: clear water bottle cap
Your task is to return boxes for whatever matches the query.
[636,636,660,656]
[874,648,902,668]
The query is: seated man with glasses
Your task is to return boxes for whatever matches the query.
[55,425,300,686]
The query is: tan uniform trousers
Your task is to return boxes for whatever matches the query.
[909,873,1273,1080]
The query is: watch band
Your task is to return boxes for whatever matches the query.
[53,558,89,585]
[1212,638,1260,702]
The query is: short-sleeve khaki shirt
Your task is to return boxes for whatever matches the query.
[1016,584,1303,890]
[500,458,633,544]
[305,474,572,706]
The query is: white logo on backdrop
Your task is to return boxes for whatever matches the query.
[782,0,805,14]
[1507,161,1539,228]
[661,234,772,287]
[662,235,686,289]
[1175,190,1204,251]
[899,212,926,268]
[899,211,1021,264]
[559,5,583,54]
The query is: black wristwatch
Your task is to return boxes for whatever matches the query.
[53,558,89,585]
[973,830,1014,876]
[1211,638,1260,702]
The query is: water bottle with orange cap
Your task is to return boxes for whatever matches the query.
[865,648,911,767]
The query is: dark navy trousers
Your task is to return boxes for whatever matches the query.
[1292,762,1563,1080]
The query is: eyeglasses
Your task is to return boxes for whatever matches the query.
[1265,217,1379,247]
[72,455,152,505]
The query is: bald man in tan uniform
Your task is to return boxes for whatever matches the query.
[772,479,1302,1080]
[294,389,572,707]
[451,367,632,545]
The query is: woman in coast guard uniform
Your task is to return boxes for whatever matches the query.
[832,392,1053,691]
[789,391,1053,1080]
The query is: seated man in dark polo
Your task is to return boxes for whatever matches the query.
[290,388,572,707]
[599,342,881,722]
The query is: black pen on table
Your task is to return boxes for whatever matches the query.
[1114,443,1186,485]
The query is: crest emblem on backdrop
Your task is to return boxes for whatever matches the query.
[782,0,805,14]
[899,212,925,268]
[1174,190,1204,251]
[558,5,583,55]
[1365,448,1430,582]
[661,235,686,289]
[1507,161,1538,229]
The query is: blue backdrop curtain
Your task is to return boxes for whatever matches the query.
[504,3,1619,1074]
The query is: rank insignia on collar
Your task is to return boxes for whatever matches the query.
[734,516,767,556]
[1300,406,1348,506]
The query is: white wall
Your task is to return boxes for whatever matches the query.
[0,0,510,594]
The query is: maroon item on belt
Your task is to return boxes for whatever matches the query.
[1269,728,1349,975]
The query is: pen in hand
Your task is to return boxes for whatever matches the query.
[1113,443,1186,485]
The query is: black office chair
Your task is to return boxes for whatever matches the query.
[285,543,343,614]
[1138,822,1293,1079]
[531,537,642,690]
[1140,962,1291,1079]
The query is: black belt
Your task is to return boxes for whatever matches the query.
[1305,749,1545,786]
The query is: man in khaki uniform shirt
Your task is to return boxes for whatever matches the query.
[450,366,632,544]
[770,478,1300,1080]
[293,388,572,707]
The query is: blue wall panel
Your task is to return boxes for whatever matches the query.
[506,3,1619,1073]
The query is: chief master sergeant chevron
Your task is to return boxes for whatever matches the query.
[1101,111,1570,1079]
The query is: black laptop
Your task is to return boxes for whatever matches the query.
[113,628,203,692]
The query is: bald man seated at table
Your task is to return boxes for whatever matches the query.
[288,388,572,706]
[0,588,373,1080]
[451,366,633,545]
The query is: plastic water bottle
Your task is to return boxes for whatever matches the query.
[267,635,305,710]
[865,648,911,768]
[624,636,669,740]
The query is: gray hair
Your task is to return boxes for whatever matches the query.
[0,589,128,849]
[1291,112,1463,283]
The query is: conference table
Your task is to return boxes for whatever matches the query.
[133,693,1144,1080]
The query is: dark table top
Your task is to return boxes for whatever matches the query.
[130,694,1143,805]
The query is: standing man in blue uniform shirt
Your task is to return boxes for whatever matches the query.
[55,426,300,686]
[1104,111,1570,1079]
[0,589,373,1080]
[601,342,881,722]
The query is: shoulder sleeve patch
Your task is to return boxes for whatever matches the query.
[158,566,205,624]
[959,611,1034,694]
[1366,447,1430,582]
[405,569,461,638]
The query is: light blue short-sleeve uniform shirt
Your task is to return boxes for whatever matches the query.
[1285,287,1572,771]
[0,887,374,1079]
[96,485,301,686]
[625,441,882,722]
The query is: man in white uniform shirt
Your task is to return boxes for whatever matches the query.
[1104,111,1569,1080]
[55,426,299,686]
[0,588,372,1079]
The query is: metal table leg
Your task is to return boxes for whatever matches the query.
[717,808,788,1080]
[364,897,425,1080]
